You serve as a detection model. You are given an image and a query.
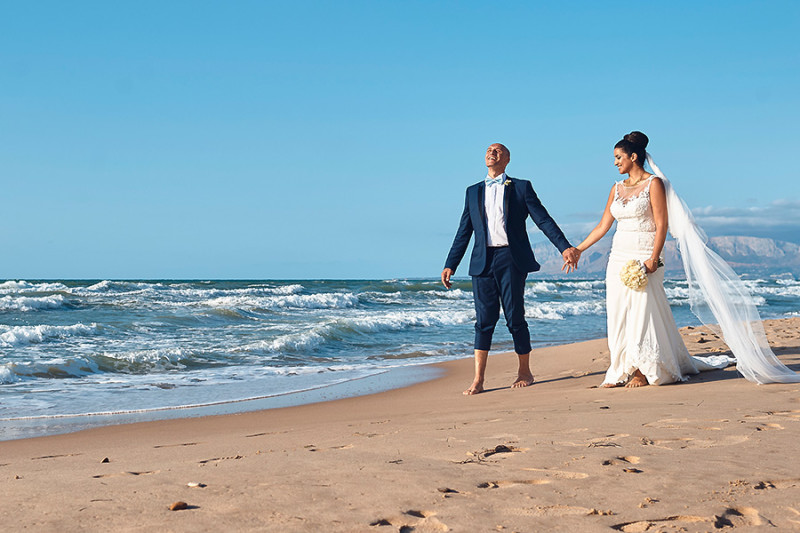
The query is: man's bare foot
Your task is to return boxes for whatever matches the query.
[601,382,622,388]
[625,370,649,388]
[511,373,535,389]
[463,381,484,395]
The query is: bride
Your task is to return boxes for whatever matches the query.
[568,131,800,387]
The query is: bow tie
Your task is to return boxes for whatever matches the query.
[485,176,504,186]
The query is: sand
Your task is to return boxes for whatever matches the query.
[2,318,800,532]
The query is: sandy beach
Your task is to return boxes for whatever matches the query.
[2,318,800,532]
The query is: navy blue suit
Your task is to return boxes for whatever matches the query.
[444,177,571,354]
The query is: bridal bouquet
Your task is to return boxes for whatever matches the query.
[620,260,648,291]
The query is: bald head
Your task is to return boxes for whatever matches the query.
[485,143,510,176]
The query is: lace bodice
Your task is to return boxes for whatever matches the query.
[610,176,656,232]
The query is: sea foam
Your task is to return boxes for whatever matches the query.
[0,323,99,347]
[202,292,359,311]
[246,310,474,354]
[0,295,67,311]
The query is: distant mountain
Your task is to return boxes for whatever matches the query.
[532,235,800,277]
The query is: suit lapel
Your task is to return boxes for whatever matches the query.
[503,176,511,226]
[478,181,487,230]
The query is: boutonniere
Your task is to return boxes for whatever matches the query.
[504,179,511,186]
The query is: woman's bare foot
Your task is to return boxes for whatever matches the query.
[511,372,535,389]
[625,370,649,388]
[601,382,622,388]
[463,380,484,395]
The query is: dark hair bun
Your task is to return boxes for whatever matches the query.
[623,131,649,149]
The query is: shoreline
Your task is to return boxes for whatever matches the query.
[1,318,799,531]
[0,364,445,442]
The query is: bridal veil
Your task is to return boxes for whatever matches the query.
[646,153,800,384]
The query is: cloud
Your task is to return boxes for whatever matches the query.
[692,199,800,226]
[691,200,800,242]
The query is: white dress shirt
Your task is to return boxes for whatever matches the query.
[484,173,509,247]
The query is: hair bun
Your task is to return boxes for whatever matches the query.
[623,131,649,149]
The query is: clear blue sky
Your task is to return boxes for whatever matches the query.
[2,1,798,279]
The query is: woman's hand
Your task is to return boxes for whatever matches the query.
[643,258,659,273]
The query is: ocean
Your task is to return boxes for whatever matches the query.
[2,276,799,440]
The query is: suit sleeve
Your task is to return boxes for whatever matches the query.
[524,181,572,253]
[444,190,474,272]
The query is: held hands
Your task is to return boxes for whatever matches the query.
[441,268,454,289]
[561,247,581,274]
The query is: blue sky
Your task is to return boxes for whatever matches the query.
[1,1,798,279]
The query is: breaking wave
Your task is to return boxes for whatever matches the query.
[0,323,99,347]
[0,295,68,311]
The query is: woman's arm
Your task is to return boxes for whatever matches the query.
[645,177,668,273]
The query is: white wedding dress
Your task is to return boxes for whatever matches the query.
[603,176,732,386]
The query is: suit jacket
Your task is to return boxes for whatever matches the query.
[444,177,571,276]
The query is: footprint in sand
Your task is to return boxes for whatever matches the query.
[478,479,550,489]
[611,507,771,531]
[92,470,159,479]
[370,510,448,531]
[754,423,785,431]
[601,457,643,473]
[459,444,521,463]
[602,456,640,467]
[753,478,800,490]
[715,507,773,527]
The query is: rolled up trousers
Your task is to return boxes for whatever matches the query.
[471,246,531,355]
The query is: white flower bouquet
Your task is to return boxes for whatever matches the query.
[620,259,648,291]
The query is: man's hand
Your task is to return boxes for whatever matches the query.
[561,247,581,274]
[441,268,454,289]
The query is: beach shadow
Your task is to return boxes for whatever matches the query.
[773,345,800,367]
[472,386,508,394]
[685,367,742,385]
[471,371,607,393]
[464,373,602,394]
[684,349,800,385]
[534,371,606,386]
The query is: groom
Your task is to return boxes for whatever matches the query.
[442,143,580,395]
